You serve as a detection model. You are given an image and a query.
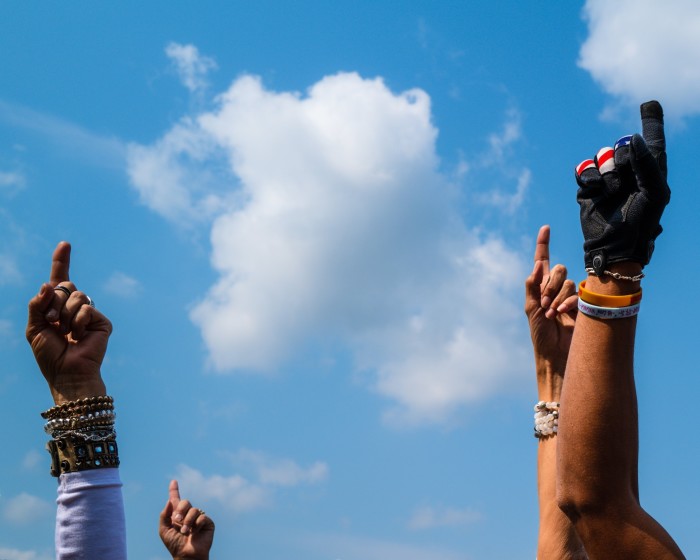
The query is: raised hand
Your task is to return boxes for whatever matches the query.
[575,100,670,275]
[524,226,577,375]
[160,480,215,560]
[26,242,111,405]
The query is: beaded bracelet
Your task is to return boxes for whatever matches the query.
[47,435,120,477]
[42,396,114,420]
[44,411,117,436]
[534,401,559,439]
[578,281,642,308]
[578,299,640,320]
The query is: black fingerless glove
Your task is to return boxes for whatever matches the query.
[575,101,671,275]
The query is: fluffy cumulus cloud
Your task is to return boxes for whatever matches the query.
[579,0,700,118]
[127,61,530,424]
[175,450,328,514]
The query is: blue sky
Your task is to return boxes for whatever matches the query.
[1,1,699,558]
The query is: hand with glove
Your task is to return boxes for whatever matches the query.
[575,100,670,276]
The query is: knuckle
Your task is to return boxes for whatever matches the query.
[551,263,567,276]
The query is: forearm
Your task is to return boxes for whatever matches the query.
[535,360,587,559]
[558,269,641,510]
[56,469,127,560]
[557,269,684,558]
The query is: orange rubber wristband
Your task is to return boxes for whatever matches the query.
[578,281,642,308]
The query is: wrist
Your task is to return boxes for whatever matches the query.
[535,357,564,401]
[51,379,107,405]
[586,262,642,296]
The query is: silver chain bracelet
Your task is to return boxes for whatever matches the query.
[585,268,645,282]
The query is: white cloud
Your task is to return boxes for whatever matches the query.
[299,532,470,560]
[103,271,143,298]
[175,464,269,514]
[475,168,530,215]
[175,450,328,514]
[127,68,530,425]
[408,505,482,530]
[230,449,329,487]
[579,0,700,118]
[0,548,52,560]
[1,493,51,525]
[166,42,217,93]
[483,107,521,165]
[467,107,530,215]
[126,118,232,223]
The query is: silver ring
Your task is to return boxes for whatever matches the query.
[86,295,96,308]
[55,285,72,297]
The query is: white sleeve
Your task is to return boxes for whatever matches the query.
[56,469,127,560]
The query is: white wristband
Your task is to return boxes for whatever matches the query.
[577,299,640,319]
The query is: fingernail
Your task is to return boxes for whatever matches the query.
[173,513,183,523]
[39,285,46,296]
[557,303,568,313]
[181,524,190,535]
[541,296,551,309]
[545,308,556,319]
[46,310,58,322]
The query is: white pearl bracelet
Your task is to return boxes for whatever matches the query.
[534,401,559,439]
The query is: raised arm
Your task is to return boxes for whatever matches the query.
[26,242,126,560]
[525,225,586,559]
[557,101,684,558]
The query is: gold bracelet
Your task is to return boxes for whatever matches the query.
[47,435,119,477]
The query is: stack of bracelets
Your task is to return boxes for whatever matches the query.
[534,401,559,439]
[577,280,642,320]
[42,396,119,477]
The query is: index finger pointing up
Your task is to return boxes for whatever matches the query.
[169,479,181,506]
[533,225,550,277]
[640,100,666,158]
[50,242,71,286]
